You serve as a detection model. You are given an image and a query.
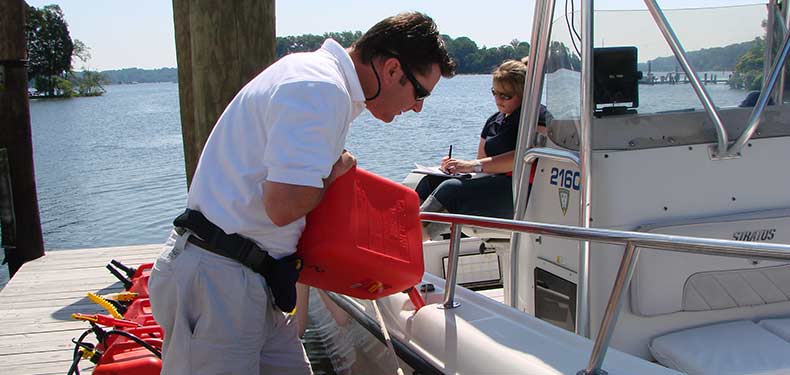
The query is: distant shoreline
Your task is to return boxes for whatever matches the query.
[94,71,495,85]
[97,67,178,85]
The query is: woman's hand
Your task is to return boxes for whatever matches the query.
[441,158,477,173]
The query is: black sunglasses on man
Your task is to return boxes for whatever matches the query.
[396,58,431,101]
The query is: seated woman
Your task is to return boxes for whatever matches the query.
[416,59,549,239]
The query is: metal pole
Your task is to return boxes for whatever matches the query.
[512,0,546,198]
[420,211,790,263]
[728,21,790,156]
[644,0,729,156]
[441,223,463,309]
[765,1,778,102]
[524,148,580,168]
[509,0,557,308]
[780,0,790,104]
[764,0,788,105]
[580,242,640,375]
[576,0,594,339]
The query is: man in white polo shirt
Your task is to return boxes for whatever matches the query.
[148,12,456,375]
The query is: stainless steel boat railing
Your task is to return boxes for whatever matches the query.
[512,148,585,335]
[644,0,790,158]
[728,14,790,156]
[420,211,790,375]
[643,0,729,156]
[578,0,595,340]
[512,0,559,331]
[764,1,788,110]
[510,0,790,352]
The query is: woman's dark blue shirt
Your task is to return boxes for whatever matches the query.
[479,105,548,158]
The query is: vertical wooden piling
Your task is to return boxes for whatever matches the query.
[172,0,277,187]
[0,0,45,276]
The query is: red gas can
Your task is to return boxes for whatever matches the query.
[127,275,150,298]
[102,325,164,353]
[93,339,162,375]
[297,167,424,299]
[123,298,157,326]
[131,263,153,280]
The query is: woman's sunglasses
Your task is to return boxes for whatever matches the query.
[491,88,514,101]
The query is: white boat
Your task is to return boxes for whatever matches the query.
[307,2,790,374]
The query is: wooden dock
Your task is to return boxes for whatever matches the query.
[0,244,161,374]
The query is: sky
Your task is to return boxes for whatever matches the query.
[25,0,764,71]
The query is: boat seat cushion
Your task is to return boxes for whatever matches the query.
[759,318,790,342]
[629,212,790,316]
[682,265,790,311]
[650,320,790,375]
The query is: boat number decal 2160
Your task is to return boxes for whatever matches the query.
[549,168,581,191]
[549,168,580,216]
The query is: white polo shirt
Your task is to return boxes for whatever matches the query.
[187,39,366,259]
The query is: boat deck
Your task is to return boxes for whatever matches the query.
[0,244,161,375]
[478,287,506,303]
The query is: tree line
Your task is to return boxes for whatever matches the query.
[635,38,764,90]
[640,39,758,72]
[100,68,178,84]
[277,32,580,74]
[26,4,106,97]
[26,3,765,96]
[730,37,790,92]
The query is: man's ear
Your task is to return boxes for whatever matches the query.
[380,56,401,86]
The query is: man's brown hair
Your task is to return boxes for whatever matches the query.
[353,12,456,78]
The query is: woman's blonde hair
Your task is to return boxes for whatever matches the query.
[492,59,527,98]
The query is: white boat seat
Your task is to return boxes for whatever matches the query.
[682,264,790,311]
[650,320,790,375]
[759,318,790,342]
[629,209,790,316]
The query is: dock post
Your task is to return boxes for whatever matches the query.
[0,0,45,276]
[172,0,276,186]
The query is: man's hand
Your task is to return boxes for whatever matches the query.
[325,150,356,186]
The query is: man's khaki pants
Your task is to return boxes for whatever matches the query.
[149,230,312,375]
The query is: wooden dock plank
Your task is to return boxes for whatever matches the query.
[1,349,91,369]
[0,285,126,300]
[3,362,93,375]
[0,320,97,337]
[0,329,88,354]
[0,244,161,374]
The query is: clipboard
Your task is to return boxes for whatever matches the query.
[411,163,490,179]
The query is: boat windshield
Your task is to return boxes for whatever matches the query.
[543,3,771,120]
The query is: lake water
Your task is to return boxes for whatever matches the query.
[0,74,751,288]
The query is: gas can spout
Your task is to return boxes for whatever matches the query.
[406,287,426,311]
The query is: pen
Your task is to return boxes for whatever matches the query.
[448,145,453,159]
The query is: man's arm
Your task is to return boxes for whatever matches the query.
[263,151,356,227]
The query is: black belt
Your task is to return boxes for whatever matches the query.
[173,209,272,275]
[184,234,270,273]
[172,209,302,312]
[183,229,272,276]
